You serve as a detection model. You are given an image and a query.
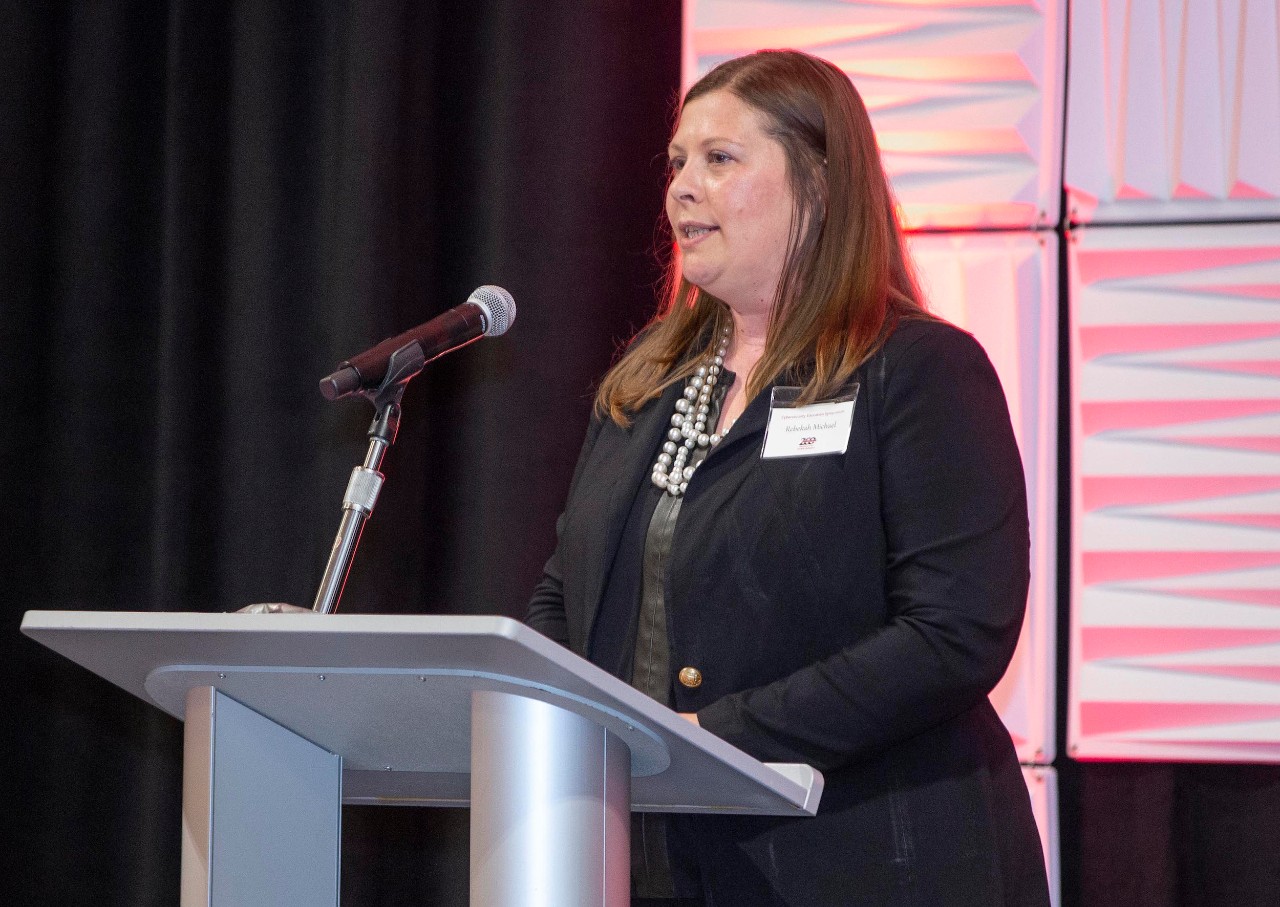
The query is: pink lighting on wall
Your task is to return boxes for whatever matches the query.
[685,0,1065,229]
[1069,223,1280,762]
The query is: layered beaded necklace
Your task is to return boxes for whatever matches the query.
[650,325,731,497]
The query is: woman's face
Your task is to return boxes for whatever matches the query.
[666,90,796,315]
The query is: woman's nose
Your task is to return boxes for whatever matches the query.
[669,164,698,202]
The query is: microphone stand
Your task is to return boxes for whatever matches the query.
[312,341,426,614]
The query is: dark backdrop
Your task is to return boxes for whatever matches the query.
[2,2,679,903]
[6,3,1280,905]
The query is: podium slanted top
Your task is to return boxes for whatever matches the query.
[22,610,822,816]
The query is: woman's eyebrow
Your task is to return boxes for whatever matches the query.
[668,135,743,154]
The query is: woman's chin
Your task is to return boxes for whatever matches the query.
[681,269,720,297]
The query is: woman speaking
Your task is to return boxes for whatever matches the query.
[527,50,1050,906]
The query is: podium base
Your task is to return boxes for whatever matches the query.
[471,689,631,906]
[181,687,342,907]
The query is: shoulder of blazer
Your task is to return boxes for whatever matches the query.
[873,317,986,389]
[862,315,984,431]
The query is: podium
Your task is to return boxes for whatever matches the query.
[21,611,823,906]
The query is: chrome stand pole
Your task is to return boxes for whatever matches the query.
[311,342,424,614]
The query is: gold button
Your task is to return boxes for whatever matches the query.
[678,666,703,689]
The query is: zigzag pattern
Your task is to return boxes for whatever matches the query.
[686,0,1065,228]
[1069,222,1280,761]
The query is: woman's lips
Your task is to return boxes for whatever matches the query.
[678,223,718,247]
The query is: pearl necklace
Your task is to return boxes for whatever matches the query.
[650,326,730,497]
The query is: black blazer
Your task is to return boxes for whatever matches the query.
[528,318,1050,906]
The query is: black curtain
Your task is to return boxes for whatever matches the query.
[2,2,680,903]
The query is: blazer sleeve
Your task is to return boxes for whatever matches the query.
[696,325,1031,770]
[524,410,608,648]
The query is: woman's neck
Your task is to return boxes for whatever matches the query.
[715,309,768,436]
[724,309,768,379]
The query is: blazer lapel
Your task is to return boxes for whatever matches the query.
[703,381,773,462]
[574,382,684,647]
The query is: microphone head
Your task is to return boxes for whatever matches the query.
[469,285,516,337]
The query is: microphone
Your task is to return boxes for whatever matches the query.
[319,285,516,400]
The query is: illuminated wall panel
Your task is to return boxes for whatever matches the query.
[685,0,1066,229]
[1023,765,1061,907]
[1069,223,1280,761]
[1065,0,1280,224]
[910,232,1059,763]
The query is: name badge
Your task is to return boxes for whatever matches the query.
[760,385,859,459]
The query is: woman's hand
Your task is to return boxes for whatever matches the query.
[679,712,700,727]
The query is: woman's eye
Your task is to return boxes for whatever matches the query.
[668,157,685,173]
[708,151,731,165]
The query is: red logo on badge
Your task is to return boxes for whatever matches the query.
[798,436,816,447]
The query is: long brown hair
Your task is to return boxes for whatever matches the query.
[595,50,930,425]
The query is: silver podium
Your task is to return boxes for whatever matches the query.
[22,611,823,907]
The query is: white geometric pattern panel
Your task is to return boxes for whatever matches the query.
[1068,222,1280,761]
[1065,0,1280,224]
[910,232,1059,763]
[685,0,1066,230]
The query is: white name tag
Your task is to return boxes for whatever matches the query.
[760,385,859,459]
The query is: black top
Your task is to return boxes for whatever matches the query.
[589,372,734,692]
[528,319,1049,905]
[589,372,733,899]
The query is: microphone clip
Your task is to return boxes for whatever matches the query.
[353,340,426,446]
